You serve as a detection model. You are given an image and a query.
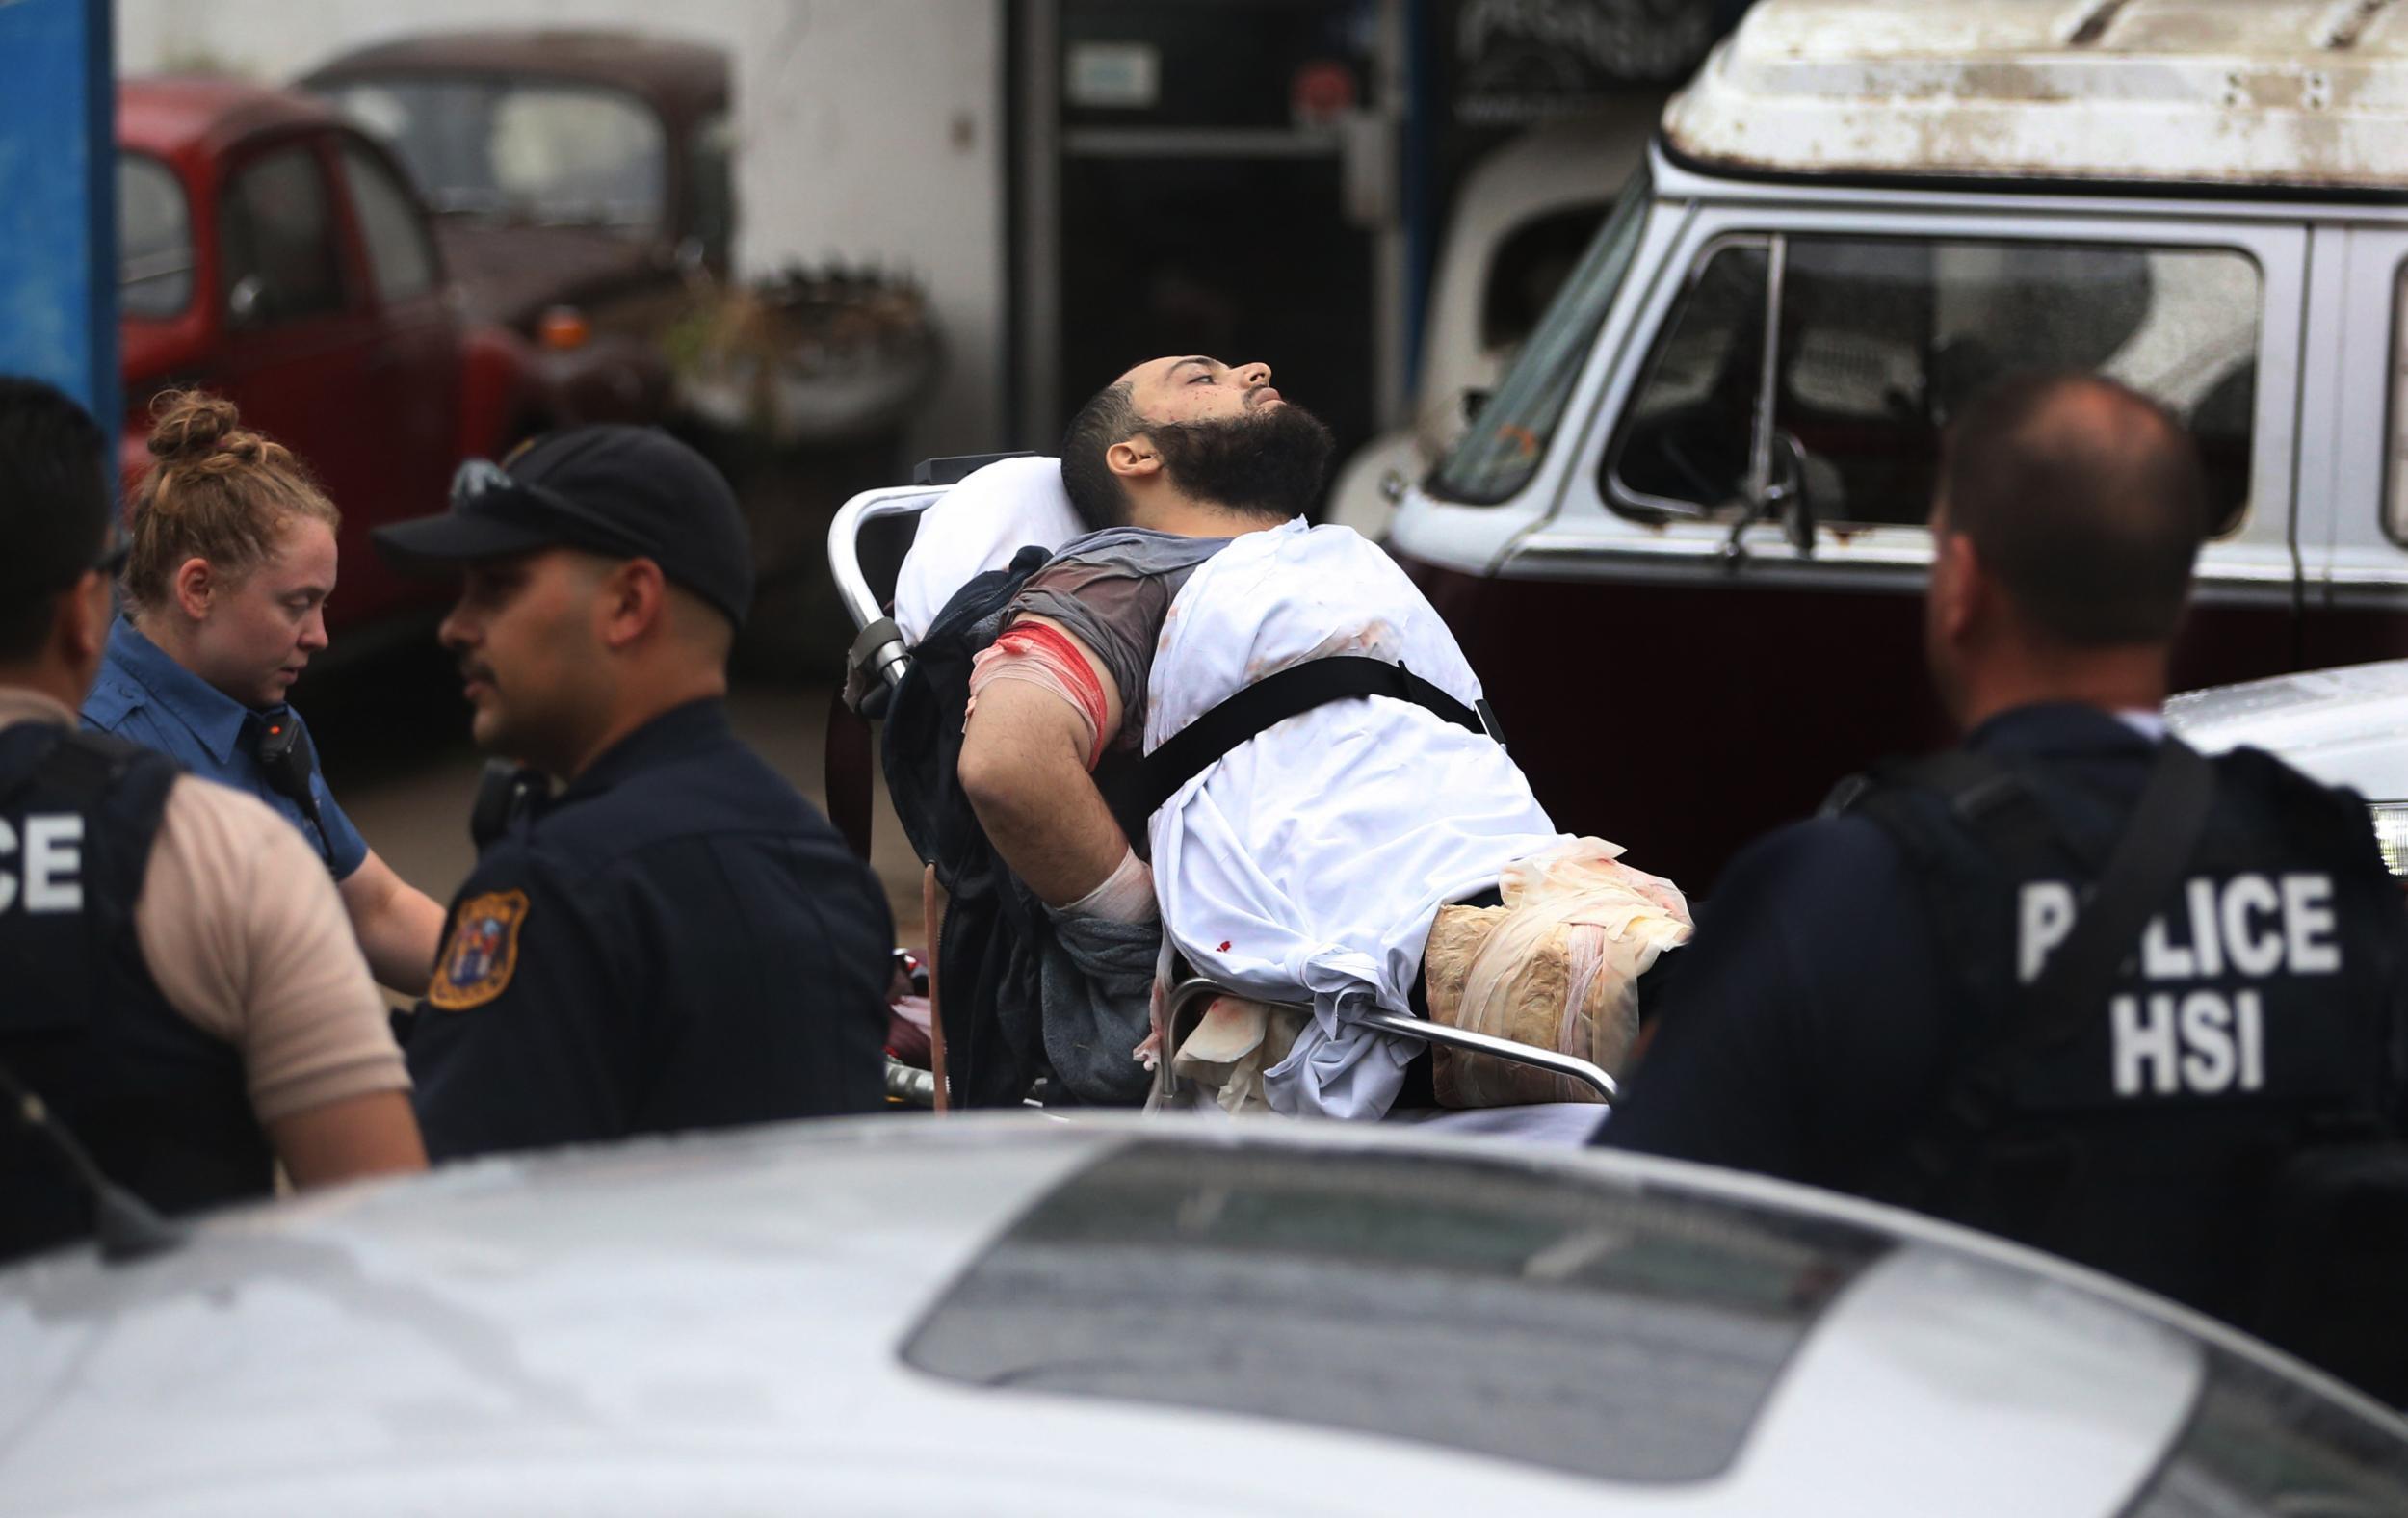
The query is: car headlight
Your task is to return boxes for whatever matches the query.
[2369,802,2408,877]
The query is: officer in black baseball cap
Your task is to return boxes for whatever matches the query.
[373,425,891,1161]
[374,424,754,628]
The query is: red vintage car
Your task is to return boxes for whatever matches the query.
[117,77,539,636]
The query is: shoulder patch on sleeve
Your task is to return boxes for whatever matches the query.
[429,889,531,1010]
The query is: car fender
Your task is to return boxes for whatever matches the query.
[457,322,548,458]
[533,336,675,429]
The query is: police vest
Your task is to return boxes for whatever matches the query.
[1844,743,2404,1324]
[0,723,274,1261]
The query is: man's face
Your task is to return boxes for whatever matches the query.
[1117,354,1335,519]
[1119,354,1283,424]
[188,516,336,709]
[437,547,611,773]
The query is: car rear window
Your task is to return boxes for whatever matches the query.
[902,1139,1891,1485]
[338,144,439,305]
[1482,203,1610,353]
[118,155,194,320]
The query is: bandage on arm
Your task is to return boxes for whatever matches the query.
[968,618,1114,769]
[1061,846,1157,924]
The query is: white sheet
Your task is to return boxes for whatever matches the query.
[1144,519,1565,1120]
[891,455,1082,645]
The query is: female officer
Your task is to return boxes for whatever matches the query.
[82,391,447,993]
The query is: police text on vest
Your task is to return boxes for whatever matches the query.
[2018,874,2338,1097]
[0,814,82,914]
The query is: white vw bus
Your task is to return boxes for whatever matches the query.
[1386,0,2408,888]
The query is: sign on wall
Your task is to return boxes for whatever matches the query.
[0,0,118,428]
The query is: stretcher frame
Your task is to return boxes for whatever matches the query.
[827,478,1617,1112]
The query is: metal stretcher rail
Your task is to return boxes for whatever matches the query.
[828,486,949,697]
[1162,978,1619,1105]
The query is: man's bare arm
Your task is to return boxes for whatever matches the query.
[957,618,1132,906]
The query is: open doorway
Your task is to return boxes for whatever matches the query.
[1017,0,1406,488]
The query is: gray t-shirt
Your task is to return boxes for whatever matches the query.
[1005,527,1228,753]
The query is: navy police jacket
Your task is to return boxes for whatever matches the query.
[1599,702,2408,1316]
[406,698,892,1160]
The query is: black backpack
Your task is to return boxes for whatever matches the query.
[879,546,1060,1109]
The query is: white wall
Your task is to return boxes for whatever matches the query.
[116,0,1008,455]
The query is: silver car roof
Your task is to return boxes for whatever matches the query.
[0,1115,2396,1515]
[2167,657,2408,798]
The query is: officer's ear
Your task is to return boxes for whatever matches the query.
[594,557,669,652]
[170,556,215,621]
[1928,527,1984,645]
[65,569,112,660]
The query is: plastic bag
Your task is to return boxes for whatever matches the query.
[1167,996,1305,1116]
[1422,838,1692,1107]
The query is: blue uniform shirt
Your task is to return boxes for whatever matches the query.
[405,696,893,1160]
[81,617,368,878]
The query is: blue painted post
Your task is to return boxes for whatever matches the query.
[0,0,118,437]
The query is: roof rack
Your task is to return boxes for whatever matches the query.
[1662,0,2408,192]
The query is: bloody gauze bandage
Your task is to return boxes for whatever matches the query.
[967,618,1112,769]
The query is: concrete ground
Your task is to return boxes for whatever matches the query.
[309,649,927,949]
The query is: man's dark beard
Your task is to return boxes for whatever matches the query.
[1146,403,1335,521]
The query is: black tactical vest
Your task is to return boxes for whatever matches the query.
[1844,742,2406,1324]
[0,723,274,1261]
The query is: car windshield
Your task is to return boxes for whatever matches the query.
[325,75,667,233]
[1430,168,1652,506]
[904,1138,1890,1485]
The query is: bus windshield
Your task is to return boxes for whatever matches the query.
[1430,169,1653,506]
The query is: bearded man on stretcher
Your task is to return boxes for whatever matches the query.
[954,354,1688,1126]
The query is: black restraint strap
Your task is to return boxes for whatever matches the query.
[1890,738,2216,1202]
[1124,657,1500,824]
[2012,738,2215,1053]
[1878,740,2214,1053]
